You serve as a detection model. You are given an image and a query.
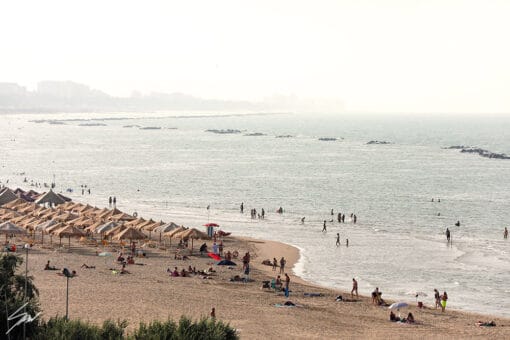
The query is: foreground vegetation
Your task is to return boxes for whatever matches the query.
[1,254,238,340]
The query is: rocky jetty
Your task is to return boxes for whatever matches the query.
[445,146,510,160]
[205,129,242,134]
[244,132,265,136]
[367,140,391,145]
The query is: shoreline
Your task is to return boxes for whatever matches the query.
[1,211,508,338]
[244,236,510,321]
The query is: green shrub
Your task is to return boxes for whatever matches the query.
[34,316,102,340]
[130,319,177,340]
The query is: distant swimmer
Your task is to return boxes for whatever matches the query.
[446,228,451,242]
[504,227,508,239]
[336,233,340,246]
[438,198,441,202]
[301,217,305,224]
[322,220,327,232]
[455,221,460,227]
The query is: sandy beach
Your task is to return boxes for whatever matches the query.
[8,234,508,339]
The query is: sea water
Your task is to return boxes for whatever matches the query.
[1,112,509,317]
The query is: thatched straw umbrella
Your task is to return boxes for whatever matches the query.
[0,221,26,242]
[112,227,146,248]
[153,222,179,244]
[53,225,85,247]
[35,220,63,244]
[2,198,28,209]
[172,228,210,252]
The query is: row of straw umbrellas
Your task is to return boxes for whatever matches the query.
[0,198,210,249]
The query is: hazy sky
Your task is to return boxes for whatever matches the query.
[1,0,509,113]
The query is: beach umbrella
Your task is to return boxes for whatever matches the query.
[217,259,236,266]
[165,226,187,238]
[34,219,61,244]
[111,212,135,222]
[208,252,221,261]
[105,224,127,237]
[112,227,146,244]
[203,223,219,227]
[53,225,85,247]
[2,198,29,209]
[173,228,210,251]
[154,222,179,243]
[388,302,409,310]
[95,221,118,234]
[0,221,26,242]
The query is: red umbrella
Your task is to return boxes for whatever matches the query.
[208,252,221,261]
[203,223,219,227]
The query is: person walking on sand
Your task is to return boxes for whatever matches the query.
[272,257,278,271]
[504,227,508,239]
[284,273,291,298]
[210,307,216,318]
[279,256,286,274]
[351,278,358,298]
[336,233,340,246]
[322,220,327,232]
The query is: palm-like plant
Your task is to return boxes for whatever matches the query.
[0,254,41,339]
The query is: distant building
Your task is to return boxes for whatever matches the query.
[0,82,27,96]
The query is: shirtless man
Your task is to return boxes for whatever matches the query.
[351,278,358,298]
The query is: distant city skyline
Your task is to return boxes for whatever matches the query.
[0,80,343,113]
[1,1,509,113]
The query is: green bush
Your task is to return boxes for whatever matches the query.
[32,316,237,340]
[130,319,177,340]
[34,316,102,340]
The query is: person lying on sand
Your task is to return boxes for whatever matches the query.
[44,260,58,270]
[58,268,77,278]
[81,264,96,269]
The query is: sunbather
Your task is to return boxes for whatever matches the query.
[44,260,58,270]
[81,264,96,269]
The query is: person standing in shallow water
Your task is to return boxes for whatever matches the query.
[240,202,244,213]
[504,227,508,239]
[446,228,451,242]
[336,233,340,246]
[322,220,327,232]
